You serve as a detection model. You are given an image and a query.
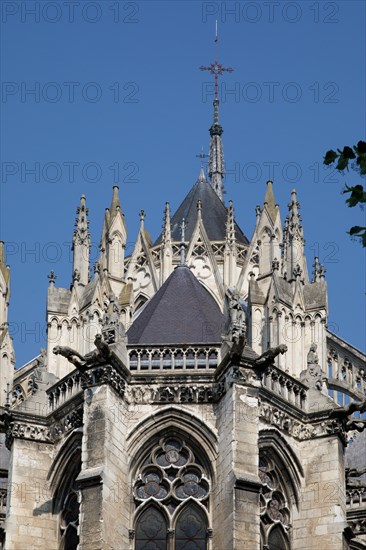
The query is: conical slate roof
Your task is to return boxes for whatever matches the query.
[127,266,224,345]
[155,176,248,245]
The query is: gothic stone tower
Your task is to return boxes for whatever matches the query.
[1,87,366,550]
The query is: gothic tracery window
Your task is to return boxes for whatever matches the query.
[133,437,210,550]
[259,454,291,550]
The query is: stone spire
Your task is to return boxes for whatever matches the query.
[160,202,173,284]
[162,202,171,247]
[263,180,277,225]
[0,241,15,405]
[208,98,225,201]
[282,189,308,283]
[72,195,90,286]
[224,200,237,287]
[99,186,127,281]
[225,199,236,246]
[200,29,232,203]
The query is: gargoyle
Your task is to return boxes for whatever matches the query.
[229,333,246,361]
[346,466,366,488]
[53,346,87,371]
[330,399,366,432]
[253,344,288,370]
[94,334,111,361]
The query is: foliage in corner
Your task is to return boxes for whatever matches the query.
[323,141,366,246]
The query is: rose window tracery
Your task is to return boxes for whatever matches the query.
[133,437,210,550]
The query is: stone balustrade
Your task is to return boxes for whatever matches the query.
[128,346,220,372]
[261,365,308,410]
[47,371,82,412]
[327,332,366,402]
[346,488,366,508]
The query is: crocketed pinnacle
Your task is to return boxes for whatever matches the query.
[208,98,225,202]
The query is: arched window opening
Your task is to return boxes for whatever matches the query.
[175,503,207,550]
[259,453,291,550]
[132,436,210,550]
[268,525,290,550]
[59,489,79,550]
[52,449,81,550]
[135,506,167,550]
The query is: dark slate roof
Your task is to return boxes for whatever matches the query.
[155,178,248,245]
[47,287,71,314]
[303,282,327,310]
[127,266,225,345]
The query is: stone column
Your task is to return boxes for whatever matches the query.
[214,368,262,549]
[293,435,347,550]
[77,368,129,550]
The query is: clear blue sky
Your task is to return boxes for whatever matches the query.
[1,0,365,366]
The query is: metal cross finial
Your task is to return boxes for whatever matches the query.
[199,21,233,100]
[48,270,57,285]
[196,146,209,168]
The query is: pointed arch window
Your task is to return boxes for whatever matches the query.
[135,506,167,550]
[175,504,207,550]
[132,437,210,550]
[52,447,81,550]
[268,525,290,550]
[259,454,291,550]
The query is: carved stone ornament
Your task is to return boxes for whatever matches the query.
[126,384,215,404]
[80,365,125,398]
[50,407,84,441]
[6,421,52,449]
[259,400,348,442]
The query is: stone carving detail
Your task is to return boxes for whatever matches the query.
[50,407,84,441]
[346,467,366,489]
[127,384,214,404]
[133,437,209,511]
[102,293,126,344]
[80,365,125,398]
[53,346,86,371]
[329,399,366,433]
[259,400,350,441]
[6,422,52,449]
[259,401,315,441]
[253,345,288,371]
[228,291,247,344]
[53,334,113,371]
[300,343,326,390]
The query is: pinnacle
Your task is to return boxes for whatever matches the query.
[110,185,121,219]
[263,180,277,224]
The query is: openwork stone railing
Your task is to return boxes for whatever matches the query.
[128,346,220,372]
[327,332,366,402]
[347,488,366,508]
[47,371,82,412]
[261,366,308,410]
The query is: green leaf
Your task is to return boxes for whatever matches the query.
[357,141,366,154]
[324,149,338,165]
[336,154,349,171]
[348,226,366,247]
[357,156,366,176]
[343,184,365,207]
[343,146,356,160]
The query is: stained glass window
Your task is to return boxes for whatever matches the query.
[268,526,289,550]
[135,506,167,550]
[175,504,207,550]
[133,437,210,550]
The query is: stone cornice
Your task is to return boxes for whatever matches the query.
[259,399,346,443]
